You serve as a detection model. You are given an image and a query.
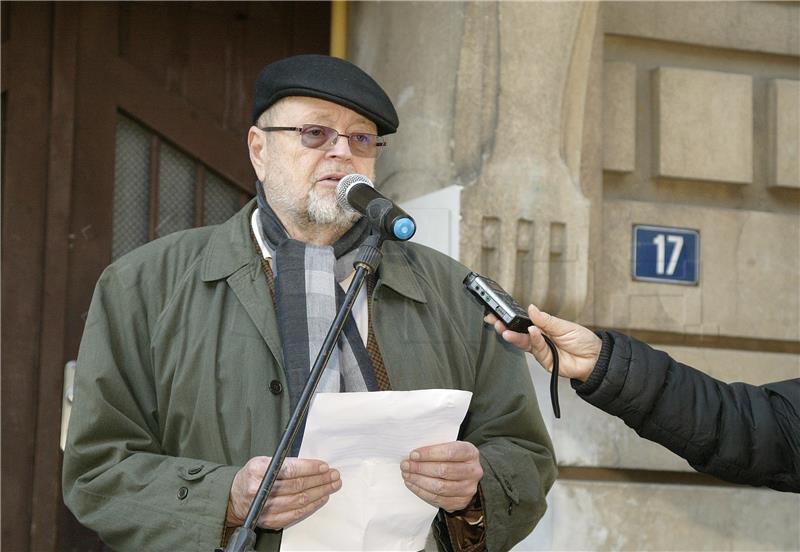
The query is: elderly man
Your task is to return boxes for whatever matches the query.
[63,55,556,552]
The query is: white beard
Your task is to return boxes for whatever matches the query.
[263,179,359,230]
[306,185,360,227]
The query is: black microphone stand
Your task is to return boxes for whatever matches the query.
[221,231,386,552]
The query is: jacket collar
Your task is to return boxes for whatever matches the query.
[201,199,427,304]
[201,199,258,282]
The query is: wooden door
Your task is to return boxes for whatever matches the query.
[1,3,59,551]
[1,3,331,550]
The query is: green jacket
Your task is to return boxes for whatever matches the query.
[63,200,556,551]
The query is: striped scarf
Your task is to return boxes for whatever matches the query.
[255,181,381,453]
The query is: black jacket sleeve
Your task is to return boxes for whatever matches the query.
[571,331,800,492]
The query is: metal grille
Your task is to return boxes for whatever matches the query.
[112,115,151,259]
[112,114,248,259]
[205,170,244,225]
[156,141,195,238]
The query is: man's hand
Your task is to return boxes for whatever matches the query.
[485,303,602,382]
[226,456,341,530]
[400,441,483,513]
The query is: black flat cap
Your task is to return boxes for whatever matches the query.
[251,54,399,135]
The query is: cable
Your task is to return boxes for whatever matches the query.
[542,335,560,418]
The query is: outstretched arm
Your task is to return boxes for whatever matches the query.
[486,305,800,492]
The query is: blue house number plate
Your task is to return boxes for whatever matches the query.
[632,225,699,285]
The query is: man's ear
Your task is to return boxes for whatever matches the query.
[247,126,267,181]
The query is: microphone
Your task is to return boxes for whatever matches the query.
[336,174,416,241]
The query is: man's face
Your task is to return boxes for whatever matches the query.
[249,96,378,234]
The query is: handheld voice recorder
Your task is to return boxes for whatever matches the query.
[463,271,562,418]
[463,272,533,333]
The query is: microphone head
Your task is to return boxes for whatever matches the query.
[336,173,373,213]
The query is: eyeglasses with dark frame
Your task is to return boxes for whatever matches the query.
[260,124,387,158]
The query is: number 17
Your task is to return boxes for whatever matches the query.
[653,234,684,276]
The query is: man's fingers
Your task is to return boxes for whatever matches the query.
[401,459,482,481]
[277,458,330,479]
[402,472,476,498]
[243,456,271,479]
[265,477,341,512]
[231,456,337,530]
[270,469,340,496]
[403,480,472,513]
[409,441,479,463]
[245,457,329,482]
[258,494,331,529]
[400,442,482,513]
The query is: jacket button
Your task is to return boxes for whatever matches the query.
[177,487,189,500]
[188,466,203,475]
[269,380,283,395]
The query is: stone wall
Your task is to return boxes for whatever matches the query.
[349,1,799,550]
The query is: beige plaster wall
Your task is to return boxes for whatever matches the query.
[526,480,800,551]
[593,200,799,340]
[595,33,799,229]
[352,1,597,319]
[603,1,800,57]
[573,3,799,550]
[348,2,799,550]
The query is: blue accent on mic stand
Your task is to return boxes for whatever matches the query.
[392,217,416,241]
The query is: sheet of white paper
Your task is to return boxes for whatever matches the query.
[280,389,473,551]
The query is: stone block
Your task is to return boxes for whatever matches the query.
[603,1,800,57]
[529,349,799,472]
[654,67,753,184]
[515,480,800,551]
[769,79,800,189]
[593,200,799,341]
[602,61,636,172]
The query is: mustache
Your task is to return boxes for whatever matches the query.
[312,165,378,184]
[312,166,354,180]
